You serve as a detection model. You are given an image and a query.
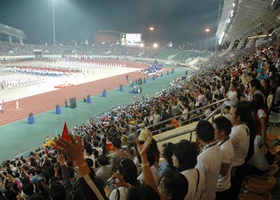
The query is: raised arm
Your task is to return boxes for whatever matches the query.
[136,131,164,200]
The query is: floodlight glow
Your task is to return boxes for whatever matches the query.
[139,43,144,47]
[153,43,158,48]
[205,28,210,32]
[150,27,154,31]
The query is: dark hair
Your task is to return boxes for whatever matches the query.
[232,101,251,123]
[85,158,94,168]
[251,93,265,110]
[28,193,45,200]
[93,140,98,147]
[231,81,237,89]
[67,191,83,200]
[112,137,122,149]
[49,182,66,200]
[136,144,156,167]
[117,158,138,186]
[149,139,160,163]
[51,157,57,164]
[224,105,230,110]
[162,170,189,200]
[196,120,215,142]
[85,147,93,155]
[97,155,109,166]
[173,140,198,171]
[22,182,34,196]
[213,116,232,136]
[41,170,50,185]
[3,190,17,199]
[126,184,160,200]
[67,167,75,179]
[162,142,174,167]
[250,79,261,90]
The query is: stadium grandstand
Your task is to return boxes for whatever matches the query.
[0,23,26,44]
[0,0,280,200]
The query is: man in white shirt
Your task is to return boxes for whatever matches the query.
[248,79,266,104]
[229,101,250,200]
[213,116,234,200]
[225,82,238,107]
[195,120,222,200]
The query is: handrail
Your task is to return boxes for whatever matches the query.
[141,98,226,134]
[154,100,226,143]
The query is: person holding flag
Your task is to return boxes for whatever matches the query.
[54,122,108,200]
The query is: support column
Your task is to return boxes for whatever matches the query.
[237,37,246,50]
[227,41,235,51]
[245,39,255,48]
[9,35,12,43]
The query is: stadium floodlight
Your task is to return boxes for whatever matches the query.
[149,27,154,45]
[205,29,210,50]
[153,43,158,48]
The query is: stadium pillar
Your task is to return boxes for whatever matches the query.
[227,41,235,51]
[237,37,246,50]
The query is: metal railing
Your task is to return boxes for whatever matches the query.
[148,98,227,143]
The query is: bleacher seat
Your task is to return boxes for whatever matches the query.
[251,163,278,180]
[245,176,276,195]
[240,192,272,200]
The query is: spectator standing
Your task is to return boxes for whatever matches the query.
[172,140,205,200]
[96,155,112,188]
[229,102,250,200]
[195,120,222,200]
[225,82,238,107]
[110,138,131,173]
[251,93,268,147]
[212,117,234,200]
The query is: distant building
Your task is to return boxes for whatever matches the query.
[94,30,121,43]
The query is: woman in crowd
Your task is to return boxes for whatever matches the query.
[136,132,189,200]
[172,139,205,200]
[105,158,139,200]
[251,93,268,147]
[158,142,175,181]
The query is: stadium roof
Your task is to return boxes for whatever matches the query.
[216,0,280,44]
[0,23,26,41]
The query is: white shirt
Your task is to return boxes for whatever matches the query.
[217,139,234,192]
[109,187,129,200]
[137,165,159,186]
[196,144,222,200]
[230,124,250,167]
[225,90,238,106]
[181,168,205,200]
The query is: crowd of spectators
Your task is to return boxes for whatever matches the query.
[0,35,280,200]
[0,42,163,58]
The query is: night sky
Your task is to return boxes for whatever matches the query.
[0,0,221,46]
